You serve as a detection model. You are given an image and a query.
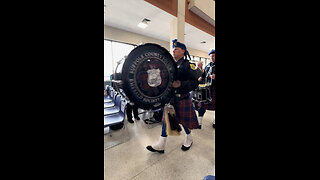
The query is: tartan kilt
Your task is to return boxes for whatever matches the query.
[199,86,215,110]
[162,96,199,129]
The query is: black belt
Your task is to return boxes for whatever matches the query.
[174,93,189,100]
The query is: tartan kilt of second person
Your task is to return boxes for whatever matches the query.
[198,86,215,110]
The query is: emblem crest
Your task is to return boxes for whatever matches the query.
[147,68,162,87]
[190,64,196,70]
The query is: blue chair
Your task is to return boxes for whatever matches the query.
[104,91,117,108]
[104,95,122,115]
[104,99,127,128]
[104,98,131,149]
[104,87,113,103]
[104,96,112,103]
[203,175,215,180]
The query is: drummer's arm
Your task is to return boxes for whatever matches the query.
[211,67,215,79]
[176,67,199,93]
[198,72,205,82]
[184,79,199,91]
[175,79,198,94]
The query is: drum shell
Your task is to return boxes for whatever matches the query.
[121,43,177,110]
[193,85,211,103]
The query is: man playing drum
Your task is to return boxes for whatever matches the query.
[197,49,215,128]
[146,39,200,153]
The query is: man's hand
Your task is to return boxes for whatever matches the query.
[172,80,181,88]
[198,77,203,82]
[210,74,215,79]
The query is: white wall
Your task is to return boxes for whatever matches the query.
[104,25,210,59]
[189,0,215,21]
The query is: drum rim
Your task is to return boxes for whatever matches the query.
[122,43,177,110]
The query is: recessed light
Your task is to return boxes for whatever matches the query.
[138,22,148,28]
[137,18,151,29]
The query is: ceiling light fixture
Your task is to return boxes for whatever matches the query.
[138,18,151,29]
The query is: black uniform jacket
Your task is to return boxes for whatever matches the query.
[175,57,200,94]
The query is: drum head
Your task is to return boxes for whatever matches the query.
[122,43,177,110]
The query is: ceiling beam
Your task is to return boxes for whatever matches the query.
[144,0,214,37]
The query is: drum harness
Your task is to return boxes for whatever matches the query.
[205,64,214,86]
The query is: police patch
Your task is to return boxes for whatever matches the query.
[147,68,161,87]
[190,64,196,70]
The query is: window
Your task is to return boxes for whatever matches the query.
[104,39,136,81]
[193,56,200,62]
[104,40,112,81]
[189,55,207,67]
[200,57,208,67]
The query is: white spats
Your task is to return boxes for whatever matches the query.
[183,133,193,147]
[152,136,167,151]
[198,116,203,126]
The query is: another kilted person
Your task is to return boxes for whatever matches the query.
[197,49,215,128]
[146,39,200,153]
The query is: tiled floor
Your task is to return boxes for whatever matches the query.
[104,110,215,180]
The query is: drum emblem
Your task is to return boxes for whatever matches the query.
[147,68,161,87]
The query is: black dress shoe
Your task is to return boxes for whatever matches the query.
[146,146,164,153]
[213,124,215,128]
[128,119,134,123]
[181,142,193,151]
[198,125,202,129]
[134,116,140,120]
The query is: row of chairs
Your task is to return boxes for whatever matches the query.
[104,86,127,130]
[104,86,130,149]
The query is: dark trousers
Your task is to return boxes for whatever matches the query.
[198,107,206,116]
[126,104,139,120]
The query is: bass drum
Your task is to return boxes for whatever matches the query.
[122,43,177,110]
